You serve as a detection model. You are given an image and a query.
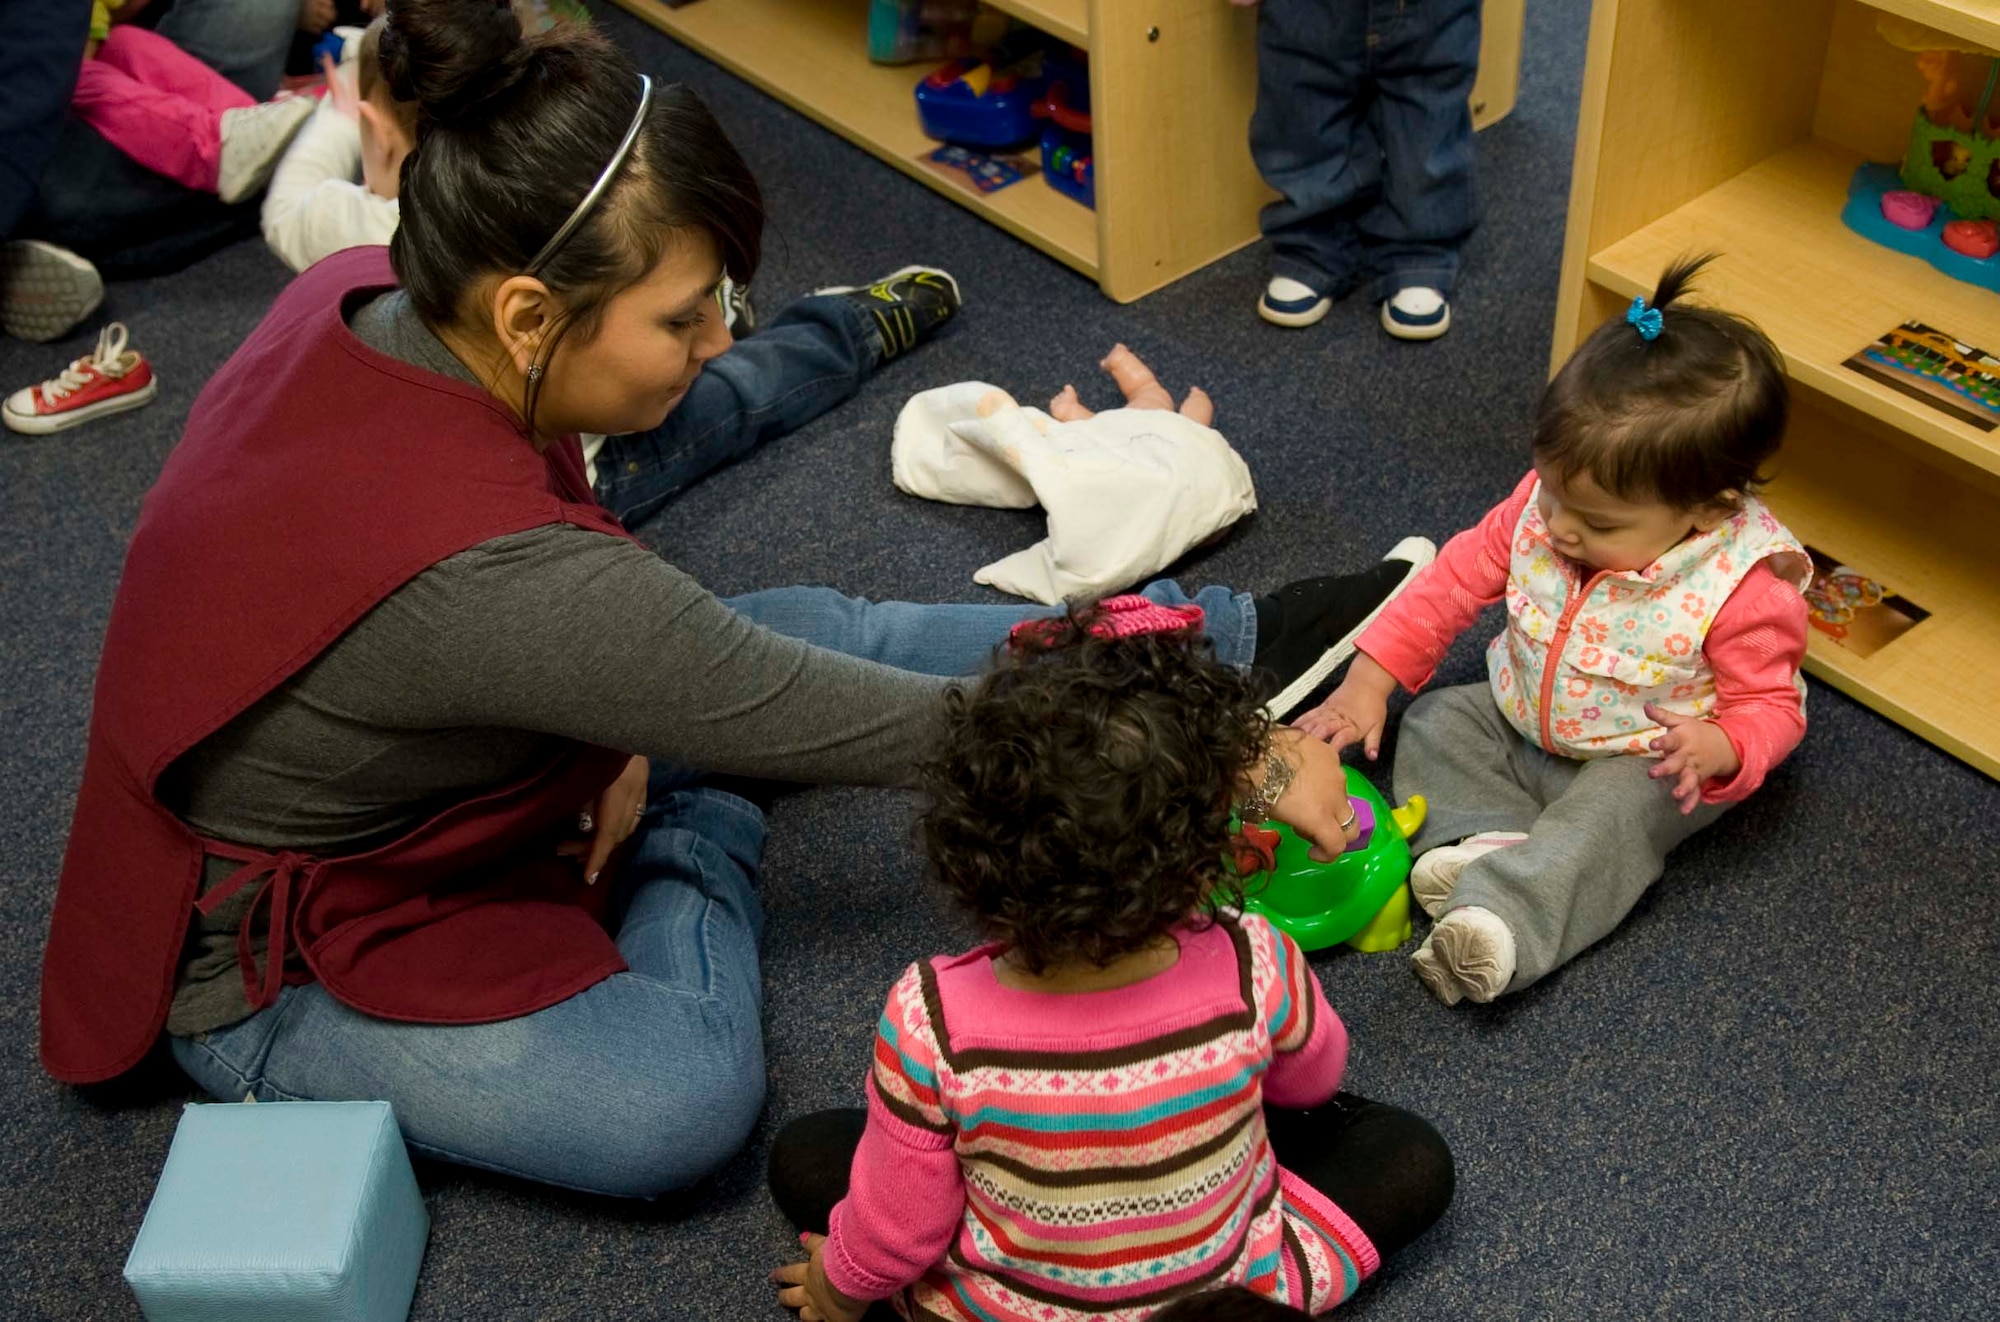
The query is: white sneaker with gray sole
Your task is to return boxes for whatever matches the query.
[0,240,104,343]
[1409,831,1529,917]
[217,95,315,205]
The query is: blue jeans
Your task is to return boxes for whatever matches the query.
[1250,0,1480,300]
[173,784,772,1198]
[594,293,883,529]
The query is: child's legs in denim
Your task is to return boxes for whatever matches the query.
[719,580,1259,676]
[171,787,771,1198]
[594,295,882,530]
[1356,0,1480,299]
[1249,0,1376,295]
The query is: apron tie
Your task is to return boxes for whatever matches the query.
[197,847,319,1013]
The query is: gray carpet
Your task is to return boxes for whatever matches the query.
[3,2,1995,1318]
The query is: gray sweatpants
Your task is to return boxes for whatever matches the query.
[1393,683,1727,992]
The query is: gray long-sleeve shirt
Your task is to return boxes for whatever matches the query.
[161,292,948,1033]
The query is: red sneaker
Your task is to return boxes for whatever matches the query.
[3,323,158,435]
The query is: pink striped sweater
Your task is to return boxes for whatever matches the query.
[823,913,1379,1320]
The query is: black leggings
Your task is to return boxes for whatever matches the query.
[767,1091,1455,1262]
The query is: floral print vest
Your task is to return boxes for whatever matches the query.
[1487,483,1812,759]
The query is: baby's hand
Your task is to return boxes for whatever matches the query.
[771,1233,866,1322]
[1049,344,1214,425]
[1294,654,1397,759]
[1644,702,1740,815]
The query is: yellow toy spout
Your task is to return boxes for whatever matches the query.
[1390,795,1427,840]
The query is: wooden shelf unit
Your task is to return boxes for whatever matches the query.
[1553,0,2000,778]
[610,0,1524,303]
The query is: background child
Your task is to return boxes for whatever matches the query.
[260,21,408,273]
[1234,0,1480,340]
[1297,256,1812,1004]
[766,603,1454,1321]
[71,18,314,206]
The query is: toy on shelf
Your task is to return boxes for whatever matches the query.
[1038,53,1094,207]
[916,56,1046,149]
[870,0,1005,65]
[1236,765,1427,953]
[1841,16,2000,292]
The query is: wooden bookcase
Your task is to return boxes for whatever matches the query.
[1552,0,2000,778]
[607,0,1524,303]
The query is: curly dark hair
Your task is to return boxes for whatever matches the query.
[919,603,1272,977]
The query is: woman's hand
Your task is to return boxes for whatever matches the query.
[557,755,649,884]
[1644,703,1737,815]
[1254,728,1363,862]
[771,1234,867,1322]
[1048,344,1214,426]
[1294,654,1398,759]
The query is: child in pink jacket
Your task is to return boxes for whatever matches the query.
[1297,256,1812,1005]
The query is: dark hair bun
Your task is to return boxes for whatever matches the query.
[379,0,533,129]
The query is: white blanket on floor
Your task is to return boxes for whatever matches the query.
[890,382,1258,605]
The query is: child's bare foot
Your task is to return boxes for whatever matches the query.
[1048,344,1214,425]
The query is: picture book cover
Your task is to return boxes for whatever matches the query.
[1843,321,2000,432]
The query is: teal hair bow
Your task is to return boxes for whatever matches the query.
[1626,296,1663,341]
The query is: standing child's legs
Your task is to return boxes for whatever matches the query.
[71,30,249,192]
[1248,0,1374,312]
[1357,0,1480,304]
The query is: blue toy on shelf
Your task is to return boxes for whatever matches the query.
[1037,57,1093,207]
[916,59,1045,150]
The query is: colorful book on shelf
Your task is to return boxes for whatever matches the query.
[1843,320,2000,433]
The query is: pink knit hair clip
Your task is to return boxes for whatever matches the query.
[1006,595,1205,651]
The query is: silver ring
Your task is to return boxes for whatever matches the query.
[578,811,595,833]
[1338,809,1358,831]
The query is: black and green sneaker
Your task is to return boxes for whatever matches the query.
[818,266,962,360]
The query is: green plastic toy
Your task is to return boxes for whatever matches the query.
[1239,766,1427,953]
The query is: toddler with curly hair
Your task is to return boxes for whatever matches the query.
[766,602,1454,1322]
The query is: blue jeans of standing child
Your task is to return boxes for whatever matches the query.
[1250,0,1481,301]
[173,298,1262,1196]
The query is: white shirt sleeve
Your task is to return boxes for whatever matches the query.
[261,99,402,273]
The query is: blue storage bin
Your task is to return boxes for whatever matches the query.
[125,1101,430,1322]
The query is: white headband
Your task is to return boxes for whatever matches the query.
[525,74,654,276]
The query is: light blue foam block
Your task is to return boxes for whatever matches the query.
[125,1101,430,1322]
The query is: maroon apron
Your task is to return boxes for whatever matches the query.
[42,247,637,1084]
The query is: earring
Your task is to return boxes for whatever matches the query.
[525,364,544,385]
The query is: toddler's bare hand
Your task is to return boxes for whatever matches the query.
[772,1234,866,1322]
[1644,702,1739,815]
[1294,655,1397,759]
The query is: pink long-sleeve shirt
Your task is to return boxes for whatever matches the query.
[1358,472,1809,803]
[823,915,1375,1319]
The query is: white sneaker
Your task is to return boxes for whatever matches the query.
[1410,906,1516,1006]
[0,240,104,343]
[217,95,315,205]
[1381,286,1451,341]
[1409,831,1528,918]
[1257,275,1332,328]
